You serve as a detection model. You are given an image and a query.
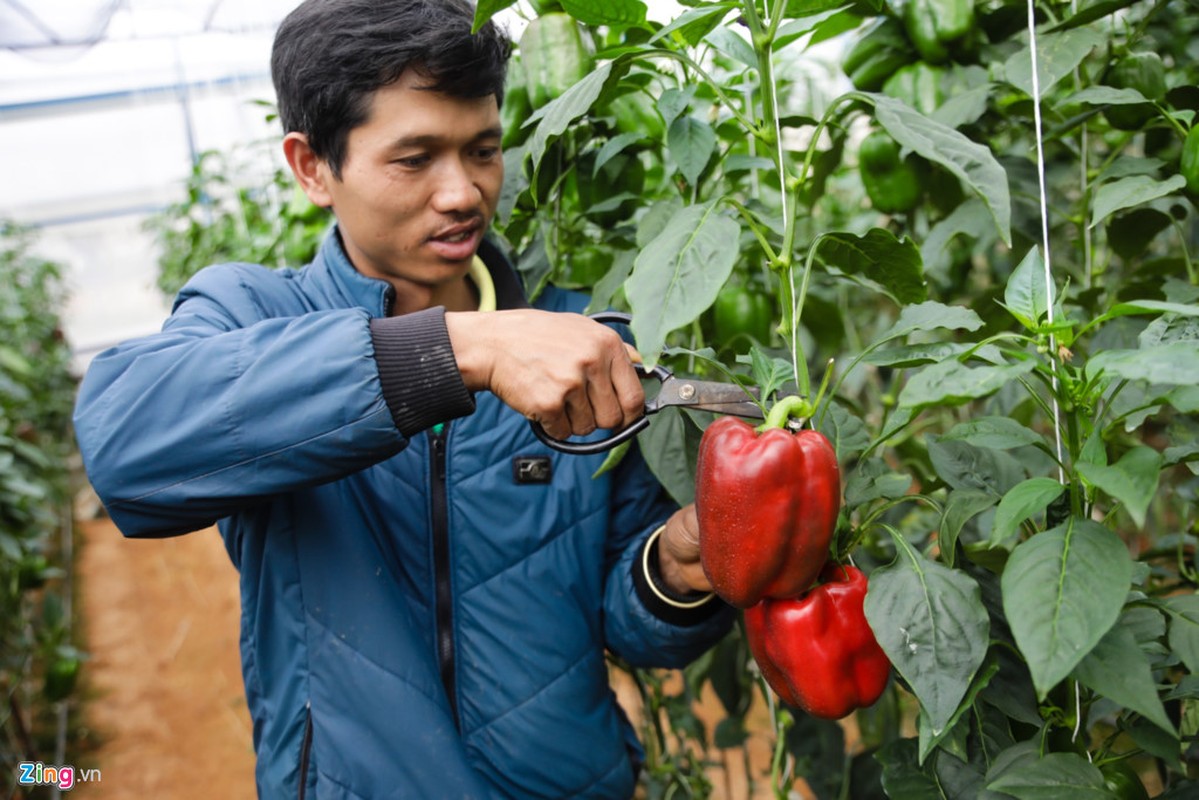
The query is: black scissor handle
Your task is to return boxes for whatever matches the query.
[530,413,653,455]
[528,312,670,455]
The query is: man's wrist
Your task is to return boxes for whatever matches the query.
[444,311,492,392]
[632,526,722,627]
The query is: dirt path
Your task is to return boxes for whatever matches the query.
[76,516,256,798]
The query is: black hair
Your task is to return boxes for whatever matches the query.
[271,0,511,178]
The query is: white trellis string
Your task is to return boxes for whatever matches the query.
[1025,0,1067,482]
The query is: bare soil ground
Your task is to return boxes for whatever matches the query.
[76,517,255,799]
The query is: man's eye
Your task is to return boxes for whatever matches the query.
[474,147,500,161]
[394,155,429,168]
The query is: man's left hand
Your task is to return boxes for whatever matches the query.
[657,504,713,596]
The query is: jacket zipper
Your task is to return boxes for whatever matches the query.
[429,424,459,727]
[297,703,313,800]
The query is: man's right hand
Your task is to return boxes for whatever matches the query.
[445,310,646,441]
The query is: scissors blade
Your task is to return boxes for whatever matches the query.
[652,378,765,419]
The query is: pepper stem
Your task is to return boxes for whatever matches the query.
[759,395,813,432]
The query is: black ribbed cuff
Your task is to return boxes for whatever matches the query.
[369,307,476,437]
[632,527,725,627]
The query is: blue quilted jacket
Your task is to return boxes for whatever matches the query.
[74,230,733,799]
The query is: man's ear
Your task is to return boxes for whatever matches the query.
[282,132,334,208]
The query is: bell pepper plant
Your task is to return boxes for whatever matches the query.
[712,283,774,347]
[858,130,923,214]
[1181,124,1199,197]
[1102,51,1167,131]
[696,397,840,609]
[744,564,891,720]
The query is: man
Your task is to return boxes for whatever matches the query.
[73,1,733,797]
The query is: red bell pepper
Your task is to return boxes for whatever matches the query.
[744,564,891,720]
[695,401,840,609]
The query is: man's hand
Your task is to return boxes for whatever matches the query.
[657,504,713,596]
[445,309,644,440]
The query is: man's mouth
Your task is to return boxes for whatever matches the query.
[427,219,484,260]
[430,219,482,243]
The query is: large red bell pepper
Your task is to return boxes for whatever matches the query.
[695,401,840,609]
[744,564,891,720]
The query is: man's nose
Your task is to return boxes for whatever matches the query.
[431,158,483,213]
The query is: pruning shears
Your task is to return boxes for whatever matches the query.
[529,312,764,456]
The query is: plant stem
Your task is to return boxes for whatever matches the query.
[761,394,813,431]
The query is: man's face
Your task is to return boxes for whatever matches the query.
[316,70,504,303]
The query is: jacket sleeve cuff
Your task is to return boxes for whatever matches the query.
[368,307,476,437]
[632,525,724,627]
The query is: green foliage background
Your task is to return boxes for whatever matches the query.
[0,222,82,797]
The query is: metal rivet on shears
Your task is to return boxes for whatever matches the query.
[678,383,696,401]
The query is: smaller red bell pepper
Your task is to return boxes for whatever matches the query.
[696,398,839,609]
[744,564,891,720]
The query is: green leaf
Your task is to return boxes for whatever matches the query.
[1004,246,1054,330]
[844,459,912,510]
[593,132,645,174]
[472,0,518,32]
[921,198,995,276]
[865,343,1003,369]
[656,87,694,130]
[560,0,647,28]
[1048,0,1140,31]
[1139,311,1199,349]
[870,93,1012,245]
[877,301,984,344]
[592,439,631,479]
[1003,28,1105,99]
[1104,299,1199,322]
[636,197,683,248]
[942,417,1046,451]
[1002,518,1133,699]
[940,489,998,566]
[776,6,853,50]
[899,359,1037,411]
[626,201,740,367]
[927,438,1027,496]
[986,751,1114,798]
[918,660,999,764]
[877,739,944,798]
[1165,594,1199,674]
[667,116,717,186]
[585,249,635,314]
[746,346,794,401]
[1090,174,1188,229]
[637,406,702,506]
[649,4,735,46]
[705,26,757,68]
[783,0,851,17]
[814,228,927,305]
[1086,342,1199,385]
[526,61,625,201]
[930,85,991,130]
[864,532,990,736]
[1072,618,1176,736]
[816,402,871,462]
[1075,447,1162,529]
[989,478,1066,547]
[1067,85,1157,108]
[1107,208,1175,261]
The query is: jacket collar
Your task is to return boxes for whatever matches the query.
[315,226,393,317]
[313,225,529,317]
